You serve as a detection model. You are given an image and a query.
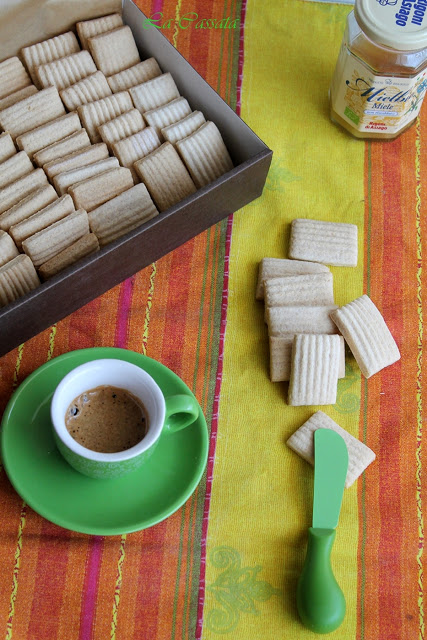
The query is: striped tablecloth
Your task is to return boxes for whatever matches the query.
[0,1,425,638]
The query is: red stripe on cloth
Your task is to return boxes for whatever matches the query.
[115,277,135,348]
[236,0,247,116]
[79,536,104,640]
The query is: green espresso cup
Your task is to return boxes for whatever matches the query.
[50,358,200,479]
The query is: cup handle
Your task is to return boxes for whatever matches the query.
[164,394,200,433]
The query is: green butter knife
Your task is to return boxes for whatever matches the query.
[297,428,349,634]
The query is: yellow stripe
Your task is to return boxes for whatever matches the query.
[172,0,183,49]
[141,262,157,355]
[46,324,57,362]
[415,118,425,640]
[110,534,127,640]
[5,503,27,640]
[12,344,24,391]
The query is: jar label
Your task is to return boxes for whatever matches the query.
[331,48,427,134]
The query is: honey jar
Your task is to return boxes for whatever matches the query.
[330,0,427,139]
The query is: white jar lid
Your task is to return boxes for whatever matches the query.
[355,0,427,51]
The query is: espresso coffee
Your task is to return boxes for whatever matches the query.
[65,385,148,453]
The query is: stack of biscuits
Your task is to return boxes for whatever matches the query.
[0,13,234,308]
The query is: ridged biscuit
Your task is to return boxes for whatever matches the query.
[144,97,191,135]
[0,230,19,267]
[54,157,120,196]
[112,127,161,180]
[88,183,158,246]
[0,185,57,231]
[60,71,112,111]
[0,255,40,307]
[36,50,97,91]
[134,142,196,212]
[10,194,75,248]
[330,294,400,378]
[288,334,341,406]
[0,133,16,164]
[43,144,109,181]
[22,209,89,266]
[33,130,91,168]
[77,92,133,142]
[287,410,376,487]
[21,31,80,85]
[129,73,180,113]
[68,167,134,212]
[107,58,162,93]
[76,13,124,50]
[0,86,66,140]
[0,85,38,112]
[289,218,358,267]
[176,121,233,188]
[0,169,48,215]
[266,305,339,337]
[0,57,32,100]
[16,112,82,160]
[161,111,206,145]
[264,273,334,308]
[98,109,145,147]
[0,151,34,190]
[256,257,330,300]
[39,233,99,279]
[88,26,141,76]
[269,334,346,383]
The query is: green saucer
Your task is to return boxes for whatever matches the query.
[1,348,209,536]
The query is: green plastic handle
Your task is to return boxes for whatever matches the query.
[297,528,346,634]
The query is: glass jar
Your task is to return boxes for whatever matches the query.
[330,0,427,139]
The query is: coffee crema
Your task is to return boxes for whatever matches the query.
[65,385,148,453]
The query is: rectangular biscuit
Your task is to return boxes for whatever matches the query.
[288,334,341,406]
[107,58,162,93]
[134,142,196,212]
[98,109,145,147]
[54,157,120,196]
[88,182,158,246]
[264,273,334,308]
[0,133,16,164]
[0,85,38,112]
[330,294,400,378]
[289,218,358,267]
[0,169,48,215]
[22,209,89,267]
[112,127,161,180]
[287,410,376,487]
[21,31,80,85]
[143,97,191,135]
[0,255,40,307]
[9,194,75,248]
[0,151,34,190]
[0,57,32,100]
[16,112,82,160]
[60,71,112,111]
[39,233,99,279]
[0,230,19,267]
[68,167,134,212]
[270,334,346,382]
[43,144,109,181]
[266,305,339,337]
[162,111,206,145]
[76,13,124,50]
[256,257,330,300]
[78,92,133,143]
[176,121,234,188]
[0,86,66,141]
[129,73,180,113]
[88,26,141,76]
[36,50,97,91]
[33,130,91,168]
[0,185,57,231]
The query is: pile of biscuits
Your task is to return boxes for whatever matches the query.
[257,217,401,486]
[0,13,234,308]
[258,218,401,405]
